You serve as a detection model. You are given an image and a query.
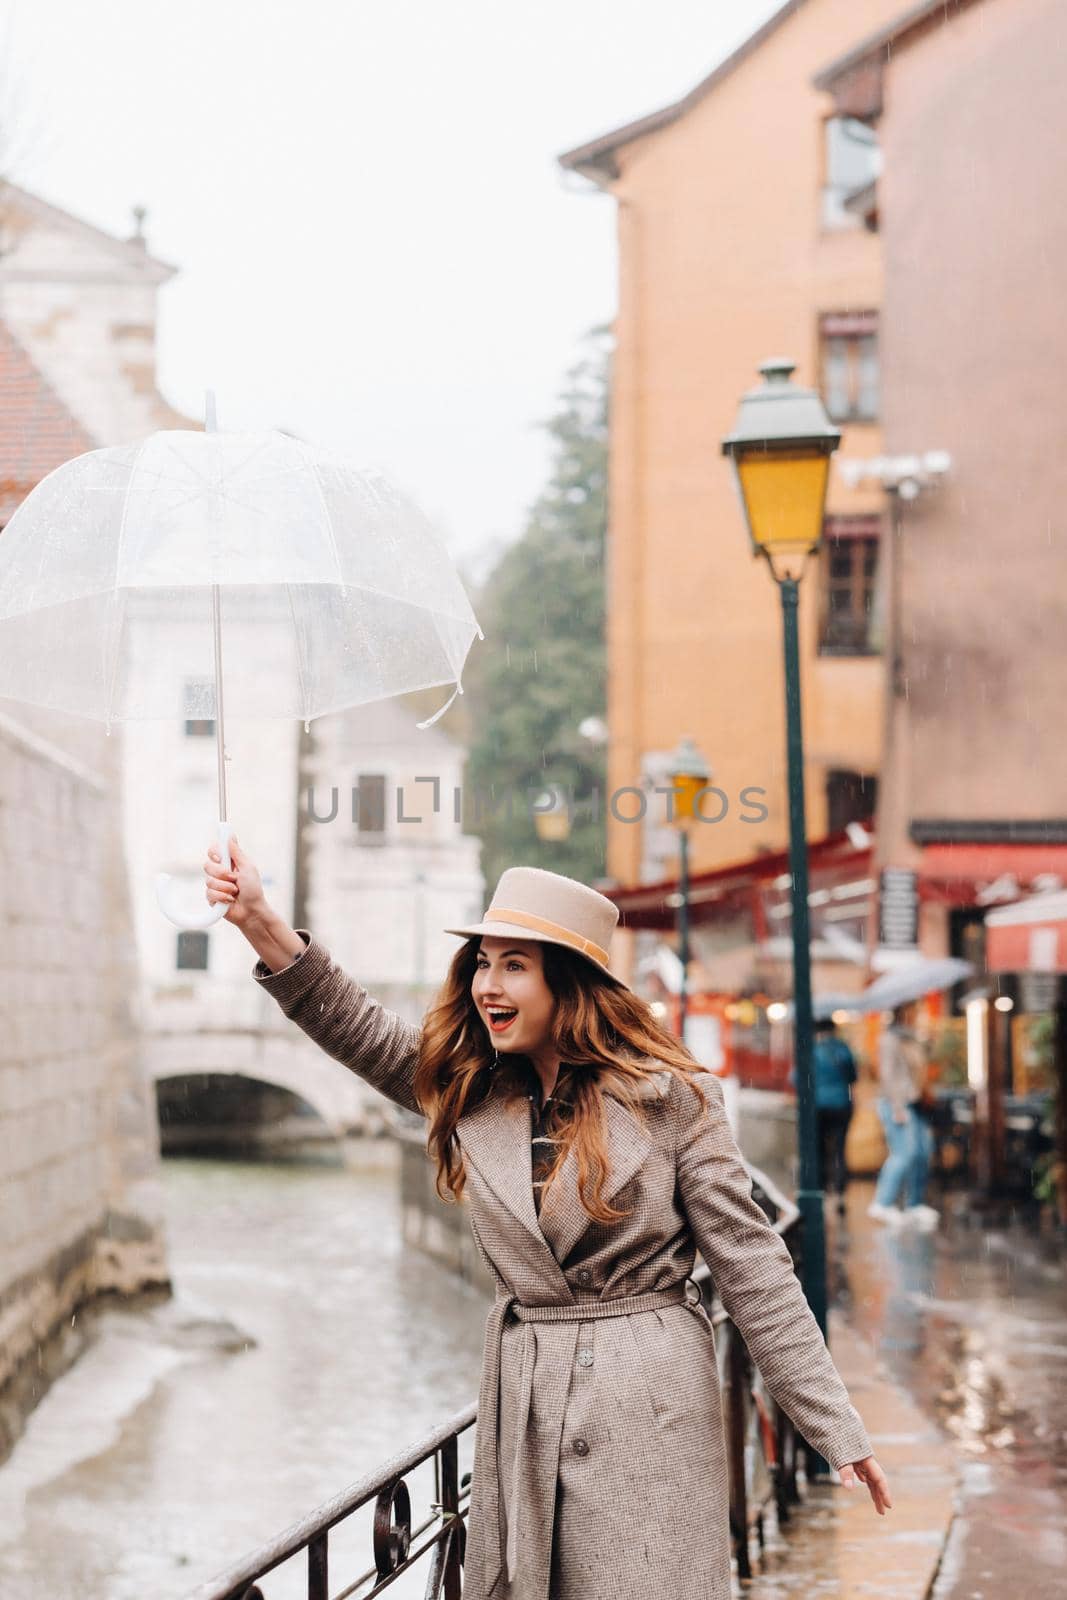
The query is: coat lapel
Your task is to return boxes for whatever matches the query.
[537,1072,670,1268]
[456,1090,546,1251]
[457,1068,673,1274]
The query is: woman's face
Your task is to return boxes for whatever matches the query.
[472,937,557,1057]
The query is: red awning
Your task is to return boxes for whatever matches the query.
[607,830,873,932]
[920,843,1067,905]
[986,891,1067,974]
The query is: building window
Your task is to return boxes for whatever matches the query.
[355,773,387,842]
[822,115,881,231]
[819,515,880,655]
[819,311,879,422]
[176,930,209,971]
[183,678,216,737]
[826,769,877,834]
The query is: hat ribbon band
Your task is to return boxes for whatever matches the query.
[487,907,609,967]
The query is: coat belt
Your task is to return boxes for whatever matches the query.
[481,1281,702,1595]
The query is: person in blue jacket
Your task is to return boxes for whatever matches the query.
[792,1016,858,1215]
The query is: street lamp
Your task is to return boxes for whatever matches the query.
[668,735,710,1041]
[533,783,572,844]
[722,358,840,1372]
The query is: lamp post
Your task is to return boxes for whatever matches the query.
[668,735,711,1041]
[721,359,841,1373]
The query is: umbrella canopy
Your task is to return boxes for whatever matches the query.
[0,420,482,928]
[859,957,973,1013]
[792,960,973,1021]
[0,428,481,723]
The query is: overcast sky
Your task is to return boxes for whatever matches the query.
[3,0,782,572]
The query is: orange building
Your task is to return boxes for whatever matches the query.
[559,0,906,941]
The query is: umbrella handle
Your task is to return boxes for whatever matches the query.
[155,820,234,930]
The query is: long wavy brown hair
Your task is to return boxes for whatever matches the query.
[412,938,708,1224]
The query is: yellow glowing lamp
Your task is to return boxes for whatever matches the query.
[669,735,711,826]
[533,784,572,843]
[721,359,840,573]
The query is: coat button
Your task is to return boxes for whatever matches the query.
[576,1348,594,1368]
[573,1437,590,1456]
[575,1268,592,1286]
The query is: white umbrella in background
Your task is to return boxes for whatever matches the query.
[794,960,974,1021]
[859,957,973,1012]
[0,397,482,928]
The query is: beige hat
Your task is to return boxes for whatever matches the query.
[445,866,627,986]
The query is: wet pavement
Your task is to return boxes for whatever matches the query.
[836,1182,1067,1599]
[740,1313,955,1600]
[741,1179,1067,1599]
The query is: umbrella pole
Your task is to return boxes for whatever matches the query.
[213,581,228,824]
[204,389,229,835]
[152,390,231,926]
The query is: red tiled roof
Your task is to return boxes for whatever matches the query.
[0,322,95,518]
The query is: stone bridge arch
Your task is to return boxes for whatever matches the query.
[144,1027,389,1141]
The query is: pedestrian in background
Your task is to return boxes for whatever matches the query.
[868,1004,939,1230]
[812,1017,857,1216]
[789,1017,856,1216]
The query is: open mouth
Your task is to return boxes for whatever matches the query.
[486,1008,518,1033]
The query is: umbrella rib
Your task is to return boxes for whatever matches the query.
[284,583,311,724]
[113,437,149,607]
[103,586,130,729]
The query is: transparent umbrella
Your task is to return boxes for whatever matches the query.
[0,400,482,927]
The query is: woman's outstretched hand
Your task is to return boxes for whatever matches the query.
[840,1456,892,1515]
[204,835,268,928]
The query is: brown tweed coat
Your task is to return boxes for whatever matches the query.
[254,935,872,1600]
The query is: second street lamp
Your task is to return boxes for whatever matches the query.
[668,735,710,1042]
[721,359,841,1381]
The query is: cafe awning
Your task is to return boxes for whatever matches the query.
[985,891,1067,974]
[607,829,874,933]
[918,843,1067,905]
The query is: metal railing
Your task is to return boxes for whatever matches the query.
[192,1164,802,1599]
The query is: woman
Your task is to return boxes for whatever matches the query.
[205,844,891,1600]
[869,1004,938,1230]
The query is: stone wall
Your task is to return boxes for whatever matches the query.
[0,707,168,1460]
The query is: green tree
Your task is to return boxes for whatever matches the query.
[464,327,610,891]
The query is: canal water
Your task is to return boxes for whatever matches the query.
[0,1150,489,1600]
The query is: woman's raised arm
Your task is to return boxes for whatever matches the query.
[205,838,423,1115]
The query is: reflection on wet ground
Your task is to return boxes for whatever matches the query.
[0,1154,488,1600]
[832,1181,1067,1598]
